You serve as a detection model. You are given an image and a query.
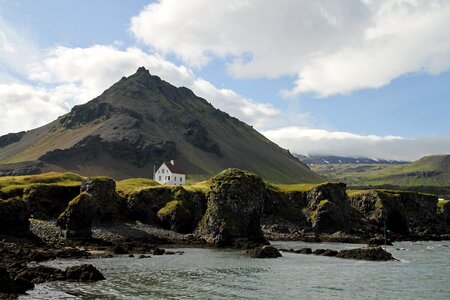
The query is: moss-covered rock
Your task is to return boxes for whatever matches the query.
[349,190,443,235]
[23,184,80,219]
[157,200,195,233]
[80,177,126,221]
[126,186,206,226]
[197,168,267,247]
[306,183,360,233]
[437,199,450,226]
[0,198,31,238]
[57,193,97,240]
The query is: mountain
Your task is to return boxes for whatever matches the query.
[0,67,323,183]
[296,154,408,165]
[361,155,450,187]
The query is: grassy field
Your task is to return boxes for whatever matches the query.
[0,172,83,198]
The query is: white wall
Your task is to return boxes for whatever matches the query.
[154,163,185,186]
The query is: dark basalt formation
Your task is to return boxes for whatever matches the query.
[65,264,105,281]
[80,177,127,222]
[57,193,97,240]
[24,184,80,219]
[248,245,282,258]
[0,132,25,149]
[336,247,396,261]
[0,198,31,238]
[157,200,195,233]
[197,168,267,247]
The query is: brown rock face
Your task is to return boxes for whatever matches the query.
[336,247,396,261]
[197,168,267,247]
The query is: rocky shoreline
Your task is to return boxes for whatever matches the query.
[1,168,449,298]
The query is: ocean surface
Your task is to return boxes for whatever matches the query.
[21,241,450,300]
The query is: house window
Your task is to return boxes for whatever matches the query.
[174,176,177,180]
[162,169,165,173]
[158,176,161,181]
[168,176,170,180]
[180,177,182,182]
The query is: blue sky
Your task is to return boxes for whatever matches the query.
[1,0,449,160]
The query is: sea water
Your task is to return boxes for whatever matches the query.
[21,241,450,299]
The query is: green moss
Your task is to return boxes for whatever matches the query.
[157,200,181,216]
[318,199,330,207]
[437,199,449,213]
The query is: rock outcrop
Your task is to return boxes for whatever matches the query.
[336,246,396,261]
[0,266,34,295]
[65,264,105,281]
[157,200,195,233]
[57,193,97,240]
[248,245,282,258]
[80,177,126,221]
[24,184,80,219]
[197,169,267,247]
[0,198,31,238]
[349,190,444,235]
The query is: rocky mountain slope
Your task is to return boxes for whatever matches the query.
[0,67,322,183]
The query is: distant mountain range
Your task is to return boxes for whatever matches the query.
[0,67,323,184]
[295,154,408,165]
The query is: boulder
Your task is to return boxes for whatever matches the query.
[294,248,312,254]
[65,264,105,281]
[0,198,31,237]
[57,193,97,240]
[248,245,282,258]
[80,177,126,221]
[157,200,195,233]
[0,266,34,295]
[336,247,396,261]
[16,265,66,283]
[24,184,80,219]
[153,247,165,255]
[197,169,267,247]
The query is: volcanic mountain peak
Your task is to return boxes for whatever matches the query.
[0,67,323,183]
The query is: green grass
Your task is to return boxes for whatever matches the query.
[0,172,84,199]
[115,178,160,194]
[268,182,322,193]
[184,180,211,193]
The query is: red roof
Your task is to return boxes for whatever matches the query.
[164,161,184,174]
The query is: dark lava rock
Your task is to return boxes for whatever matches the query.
[157,200,195,233]
[197,168,267,247]
[16,265,65,284]
[153,247,165,255]
[368,237,393,247]
[65,264,105,281]
[336,247,396,261]
[0,266,34,295]
[138,254,150,259]
[248,245,282,258]
[320,249,338,257]
[57,192,97,240]
[24,184,80,219]
[312,249,327,255]
[294,248,312,254]
[0,198,31,238]
[113,244,129,255]
[80,177,126,221]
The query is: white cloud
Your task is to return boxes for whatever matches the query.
[262,127,450,161]
[131,0,450,96]
[0,45,279,136]
[0,84,67,134]
[0,17,40,80]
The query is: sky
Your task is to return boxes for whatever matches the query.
[0,0,449,161]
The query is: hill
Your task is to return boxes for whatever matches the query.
[296,154,408,165]
[0,67,323,183]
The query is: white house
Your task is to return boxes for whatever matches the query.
[154,160,186,186]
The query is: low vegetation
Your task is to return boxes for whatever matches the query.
[0,172,83,199]
[116,178,160,195]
